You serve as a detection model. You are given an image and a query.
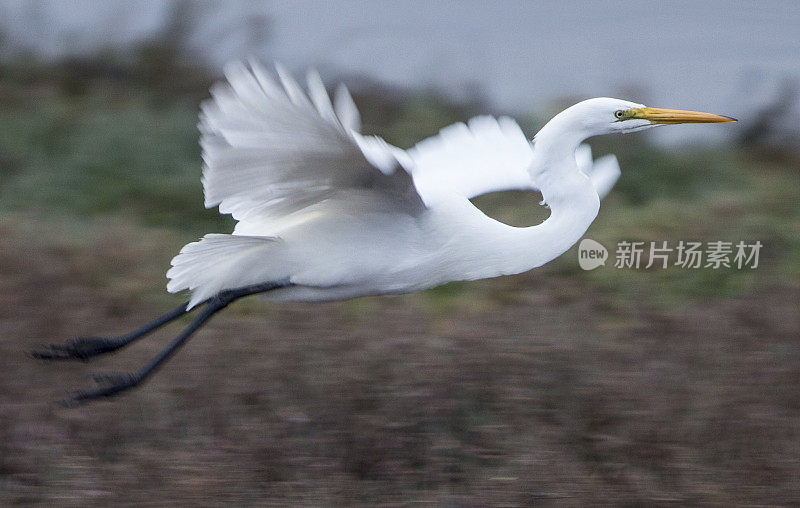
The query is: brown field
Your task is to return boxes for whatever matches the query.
[1,49,799,504]
[2,212,799,506]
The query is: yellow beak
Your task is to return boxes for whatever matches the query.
[630,107,737,124]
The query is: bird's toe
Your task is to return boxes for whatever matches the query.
[31,336,122,361]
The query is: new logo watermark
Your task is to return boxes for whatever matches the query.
[578,239,762,270]
[578,239,608,270]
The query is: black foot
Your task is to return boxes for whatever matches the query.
[31,337,126,361]
[58,372,141,407]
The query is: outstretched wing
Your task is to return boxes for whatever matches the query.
[575,144,621,199]
[200,61,424,223]
[406,116,621,200]
[406,116,536,199]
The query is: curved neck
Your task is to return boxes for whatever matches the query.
[532,108,589,164]
[456,113,600,280]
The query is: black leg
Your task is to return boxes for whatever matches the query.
[31,302,190,361]
[61,299,224,406]
[58,281,290,406]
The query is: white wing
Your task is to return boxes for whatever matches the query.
[200,61,424,223]
[575,144,621,199]
[585,155,620,199]
[406,116,536,199]
[408,117,620,200]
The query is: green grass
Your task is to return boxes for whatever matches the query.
[2,64,800,506]
[571,150,800,306]
[0,93,232,236]
[0,75,797,312]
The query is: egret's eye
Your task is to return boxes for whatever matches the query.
[614,110,625,119]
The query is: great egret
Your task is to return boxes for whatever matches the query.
[34,61,735,404]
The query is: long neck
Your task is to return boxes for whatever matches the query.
[458,111,600,279]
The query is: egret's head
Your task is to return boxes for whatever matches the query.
[564,97,736,136]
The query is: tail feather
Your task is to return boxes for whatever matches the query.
[167,234,285,309]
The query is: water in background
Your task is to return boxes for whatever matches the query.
[2,0,798,143]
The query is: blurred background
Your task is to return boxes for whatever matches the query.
[1,1,799,504]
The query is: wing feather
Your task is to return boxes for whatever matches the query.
[201,61,423,223]
[334,83,361,132]
[306,69,339,126]
[406,115,535,199]
[407,116,621,200]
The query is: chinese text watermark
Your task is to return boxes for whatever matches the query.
[579,239,762,271]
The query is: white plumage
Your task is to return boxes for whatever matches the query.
[37,61,735,403]
[167,61,627,308]
[167,61,735,310]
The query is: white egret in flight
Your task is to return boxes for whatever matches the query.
[34,61,735,404]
